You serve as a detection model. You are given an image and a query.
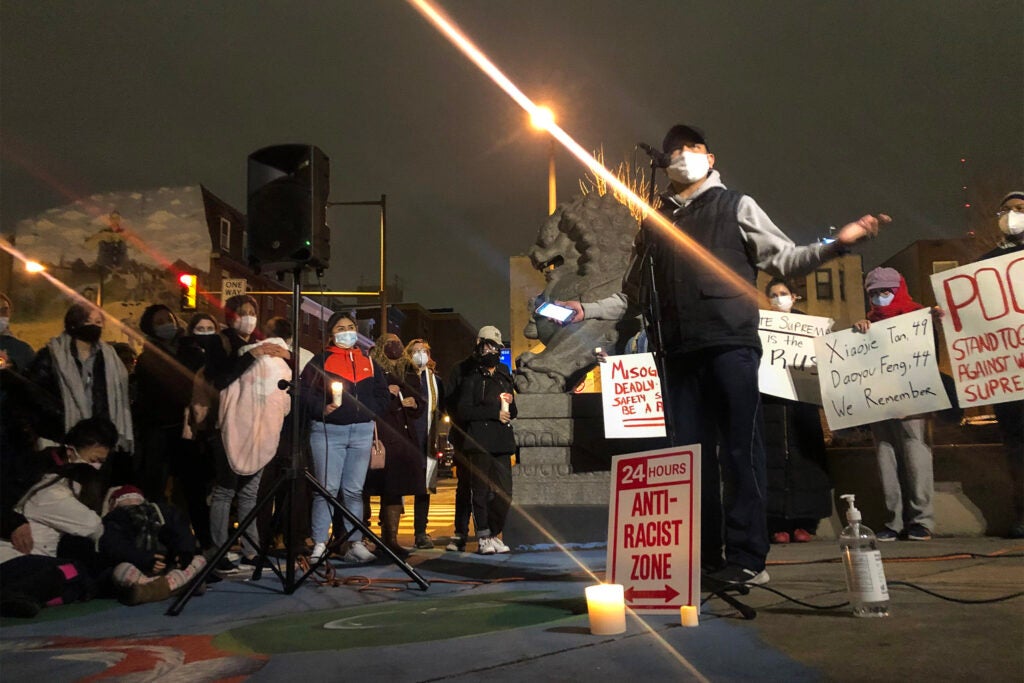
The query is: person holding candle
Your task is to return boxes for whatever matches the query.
[300,312,389,564]
[362,333,427,559]
[404,338,445,550]
[451,325,517,555]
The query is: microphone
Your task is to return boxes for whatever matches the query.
[638,142,670,168]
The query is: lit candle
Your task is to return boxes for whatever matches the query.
[585,584,626,635]
[330,381,343,407]
[680,604,699,627]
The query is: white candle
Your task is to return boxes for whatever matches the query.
[330,381,344,407]
[585,584,626,635]
[680,604,699,627]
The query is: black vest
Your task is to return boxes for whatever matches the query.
[644,187,760,355]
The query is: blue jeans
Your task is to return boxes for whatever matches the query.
[666,346,769,573]
[309,420,374,543]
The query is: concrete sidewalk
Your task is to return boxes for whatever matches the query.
[1,536,1021,681]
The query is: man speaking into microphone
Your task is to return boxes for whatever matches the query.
[561,124,889,587]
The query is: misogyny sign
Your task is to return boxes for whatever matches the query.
[600,353,666,438]
[931,251,1024,407]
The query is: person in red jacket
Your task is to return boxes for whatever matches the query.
[853,267,934,541]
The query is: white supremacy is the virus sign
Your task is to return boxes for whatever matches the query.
[757,310,834,404]
[931,252,1024,408]
[814,308,950,430]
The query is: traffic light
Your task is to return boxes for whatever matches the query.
[179,273,197,310]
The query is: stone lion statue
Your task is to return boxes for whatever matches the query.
[515,191,642,393]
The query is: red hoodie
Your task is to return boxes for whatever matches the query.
[866,275,922,322]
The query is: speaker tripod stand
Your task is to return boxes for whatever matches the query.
[167,268,429,616]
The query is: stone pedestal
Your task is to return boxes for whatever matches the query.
[508,393,668,545]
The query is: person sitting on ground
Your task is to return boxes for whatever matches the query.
[100,485,207,605]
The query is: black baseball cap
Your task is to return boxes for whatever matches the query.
[662,125,709,153]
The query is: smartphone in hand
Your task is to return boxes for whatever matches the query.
[535,301,576,324]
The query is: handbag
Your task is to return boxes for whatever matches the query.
[370,422,386,470]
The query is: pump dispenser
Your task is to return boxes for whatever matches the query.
[839,494,890,617]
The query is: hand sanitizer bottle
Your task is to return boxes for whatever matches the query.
[839,494,890,617]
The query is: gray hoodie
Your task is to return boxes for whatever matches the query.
[581,170,845,321]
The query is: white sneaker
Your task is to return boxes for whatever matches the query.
[477,537,496,555]
[310,542,327,563]
[490,536,510,554]
[343,540,376,564]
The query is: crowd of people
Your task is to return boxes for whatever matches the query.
[1,122,1020,617]
[0,283,519,617]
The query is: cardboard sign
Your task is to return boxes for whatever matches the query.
[814,308,951,430]
[758,310,834,404]
[606,447,700,613]
[600,353,666,438]
[222,278,247,303]
[930,252,1024,407]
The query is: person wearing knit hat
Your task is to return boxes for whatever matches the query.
[853,266,935,541]
[979,191,1024,538]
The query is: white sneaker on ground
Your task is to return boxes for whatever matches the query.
[310,542,327,563]
[477,537,496,555]
[343,540,376,564]
[490,536,510,554]
[445,535,466,552]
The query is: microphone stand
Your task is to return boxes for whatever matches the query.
[640,157,675,444]
[167,266,428,616]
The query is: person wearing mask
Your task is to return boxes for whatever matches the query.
[558,124,888,585]
[0,417,117,618]
[979,191,1024,538]
[301,312,389,564]
[28,302,133,477]
[364,333,426,558]
[176,313,220,550]
[452,325,517,555]
[854,267,934,541]
[761,279,832,543]
[206,295,289,570]
[134,304,190,504]
[0,293,35,372]
[406,339,445,550]
[444,327,500,552]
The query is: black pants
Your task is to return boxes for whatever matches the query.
[414,493,430,535]
[994,399,1024,526]
[452,450,472,536]
[465,449,512,537]
[666,346,769,573]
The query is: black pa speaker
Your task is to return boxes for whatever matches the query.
[246,144,330,272]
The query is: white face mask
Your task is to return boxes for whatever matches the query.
[69,446,104,470]
[770,295,794,312]
[870,292,895,307]
[334,330,358,348]
[233,315,257,336]
[0,317,9,335]
[666,151,710,185]
[999,211,1024,236]
[412,350,429,368]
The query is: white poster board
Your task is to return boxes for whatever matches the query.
[606,446,700,614]
[758,310,834,404]
[814,308,950,430]
[600,353,666,438]
[930,252,1024,408]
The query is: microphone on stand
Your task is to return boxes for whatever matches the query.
[637,142,670,168]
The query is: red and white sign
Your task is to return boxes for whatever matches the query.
[606,446,701,613]
[931,252,1024,407]
[600,353,666,438]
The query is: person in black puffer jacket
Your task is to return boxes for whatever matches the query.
[451,325,517,556]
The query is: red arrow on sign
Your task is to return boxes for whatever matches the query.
[625,584,680,603]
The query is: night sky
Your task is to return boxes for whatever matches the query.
[2,1,1021,330]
